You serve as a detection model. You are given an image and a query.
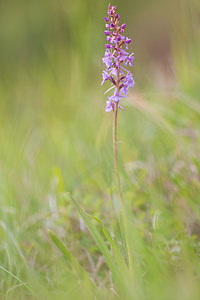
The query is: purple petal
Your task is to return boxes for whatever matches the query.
[104,30,110,35]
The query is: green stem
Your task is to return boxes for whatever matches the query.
[112,63,134,279]
[112,55,123,202]
[113,101,122,201]
[113,100,134,279]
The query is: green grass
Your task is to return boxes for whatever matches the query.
[0,0,200,299]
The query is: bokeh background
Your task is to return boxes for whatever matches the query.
[0,0,200,299]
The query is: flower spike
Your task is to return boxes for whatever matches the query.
[102,4,135,112]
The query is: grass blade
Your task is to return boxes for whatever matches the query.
[68,195,133,297]
[48,229,89,280]
[0,265,34,295]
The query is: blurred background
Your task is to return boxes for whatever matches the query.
[0,0,200,299]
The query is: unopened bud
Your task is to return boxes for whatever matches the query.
[104,30,110,36]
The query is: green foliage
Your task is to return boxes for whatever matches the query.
[0,0,200,299]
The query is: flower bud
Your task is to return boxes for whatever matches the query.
[104,30,110,35]
[115,13,120,20]
[125,39,131,44]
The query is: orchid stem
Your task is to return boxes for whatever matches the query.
[113,100,134,278]
[113,102,122,202]
[113,61,123,202]
[113,74,134,278]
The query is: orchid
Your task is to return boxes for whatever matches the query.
[101,4,135,202]
[102,4,135,112]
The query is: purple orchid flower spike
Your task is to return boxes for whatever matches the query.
[102,4,135,112]
[101,4,135,203]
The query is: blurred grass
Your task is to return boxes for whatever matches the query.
[0,0,200,299]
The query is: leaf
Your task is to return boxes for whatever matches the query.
[85,210,129,275]
[0,265,34,295]
[102,226,129,275]
[85,213,103,224]
[48,230,87,279]
[69,195,128,294]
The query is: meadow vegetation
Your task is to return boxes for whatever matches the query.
[0,1,200,299]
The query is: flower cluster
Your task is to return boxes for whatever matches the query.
[102,4,135,112]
